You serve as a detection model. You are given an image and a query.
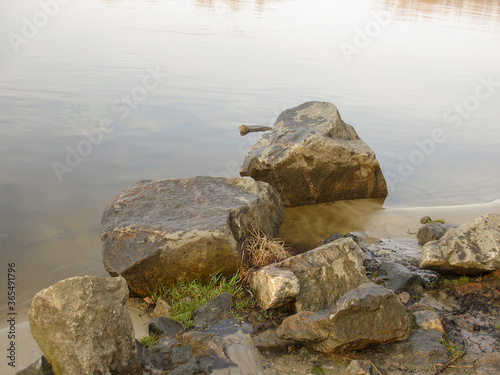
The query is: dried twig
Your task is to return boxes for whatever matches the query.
[432,331,467,375]
[370,360,383,375]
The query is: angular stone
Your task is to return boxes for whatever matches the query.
[420,213,500,274]
[149,317,183,337]
[240,101,387,206]
[28,276,141,375]
[253,329,296,354]
[248,267,300,310]
[417,222,456,245]
[398,292,411,304]
[153,296,172,318]
[276,283,411,353]
[193,292,234,329]
[170,345,193,364]
[256,238,369,312]
[378,261,421,292]
[100,176,284,296]
[142,337,177,371]
[412,310,444,333]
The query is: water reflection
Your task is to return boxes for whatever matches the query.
[279,198,386,252]
[377,0,500,27]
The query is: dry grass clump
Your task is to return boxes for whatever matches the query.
[241,227,294,284]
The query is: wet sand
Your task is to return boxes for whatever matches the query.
[2,198,499,374]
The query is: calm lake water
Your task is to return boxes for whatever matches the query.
[1,0,499,331]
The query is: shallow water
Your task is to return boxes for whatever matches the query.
[0,0,499,361]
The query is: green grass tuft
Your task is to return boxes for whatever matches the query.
[140,333,158,347]
[441,338,463,358]
[157,271,252,328]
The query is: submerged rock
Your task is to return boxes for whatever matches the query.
[276,283,411,353]
[100,176,284,296]
[240,101,388,206]
[419,213,500,274]
[28,276,141,375]
[250,238,369,312]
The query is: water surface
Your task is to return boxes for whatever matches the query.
[0,0,499,340]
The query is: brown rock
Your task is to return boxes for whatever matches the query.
[153,296,172,318]
[276,283,411,353]
[100,176,284,296]
[420,213,500,274]
[250,238,369,312]
[240,101,387,206]
[248,267,300,310]
[28,276,141,375]
[412,310,444,333]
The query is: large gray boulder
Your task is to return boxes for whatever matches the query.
[249,238,369,311]
[28,276,141,375]
[419,213,500,274]
[240,101,387,206]
[276,283,411,353]
[100,176,284,296]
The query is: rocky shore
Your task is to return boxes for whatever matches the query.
[16,102,500,375]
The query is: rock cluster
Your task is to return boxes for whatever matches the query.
[249,238,369,312]
[419,213,500,274]
[240,101,388,206]
[276,283,411,353]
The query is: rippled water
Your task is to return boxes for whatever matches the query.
[0,0,499,335]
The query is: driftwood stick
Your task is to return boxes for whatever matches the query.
[432,331,467,375]
[239,124,272,136]
[370,360,383,375]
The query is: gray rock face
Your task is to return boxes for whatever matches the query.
[369,330,448,373]
[419,213,500,274]
[378,261,421,292]
[100,176,284,296]
[417,222,456,245]
[240,101,388,206]
[276,283,411,353]
[28,276,141,375]
[193,292,234,329]
[149,317,183,337]
[250,238,369,312]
